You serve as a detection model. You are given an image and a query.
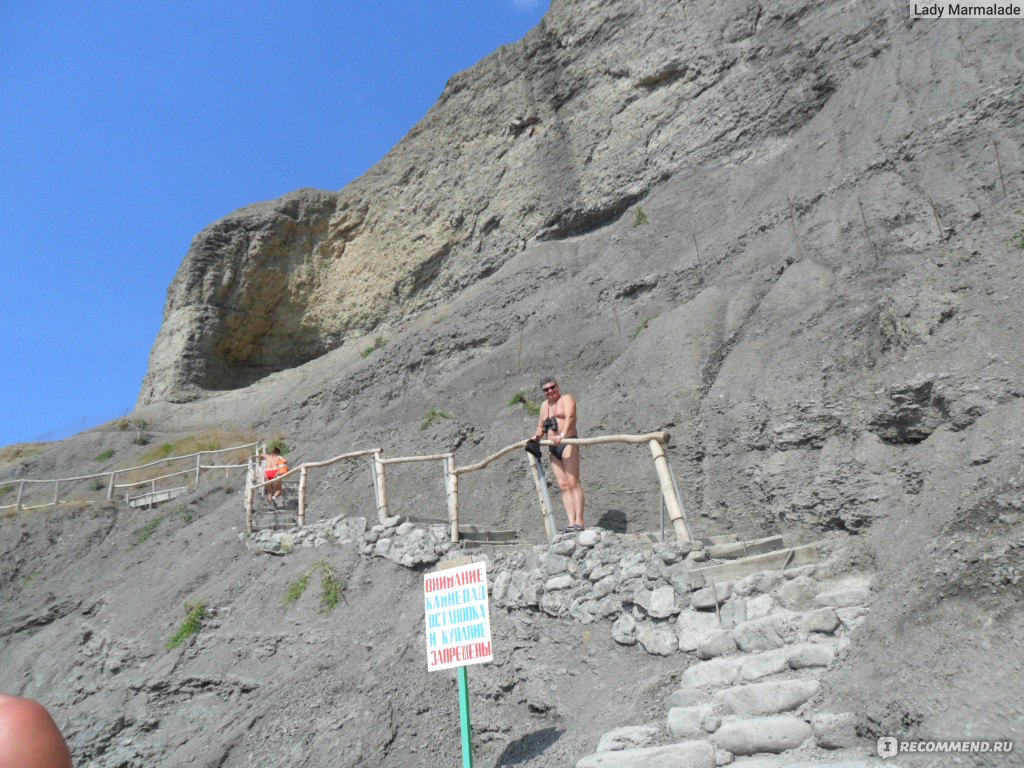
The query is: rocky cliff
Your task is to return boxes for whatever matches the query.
[4,0,1023,765]
[144,0,913,404]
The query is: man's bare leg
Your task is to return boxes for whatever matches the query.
[551,445,585,529]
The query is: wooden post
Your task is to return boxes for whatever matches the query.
[16,480,24,511]
[53,480,60,507]
[444,455,460,544]
[666,460,691,540]
[526,454,557,543]
[107,471,116,500]
[649,439,690,542]
[298,466,308,527]
[195,453,202,487]
[245,459,255,533]
[373,451,388,523]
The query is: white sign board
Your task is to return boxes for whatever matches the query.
[424,560,493,671]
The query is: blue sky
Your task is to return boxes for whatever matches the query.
[0,1,549,446]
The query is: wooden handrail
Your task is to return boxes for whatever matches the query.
[250,448,380,491]
[0,441,258,487]
[379,453,451,466]
[452,432,670,475]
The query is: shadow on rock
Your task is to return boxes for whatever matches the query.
[495,727,563,766]
[597,509,628,533]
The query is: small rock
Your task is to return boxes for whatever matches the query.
[382,515,405,529]
[774,575,820,610]
[395,522,417,536]
[691,582,732,610]
[546,574,573,591]
[836,605,870,630]
[612,613,638,645]
[738,648,790,682]
[595,725,659,753]
[697,629,737,660]
[637,622,678,656]
[553,538,577,556]
[810,711,860,749]
[715,748,734,766]
[745,594,774,620]
[676,610,720,652]
[576,741,715,768]
[802,607,841,634]
[592,575,617,599]
[719,598,747,628]
[787,642,836,669]
[543,553,569,575]
[667,705,711,739]
[680,657,743,689]
[492,571,512,602]
[733,617,784,652]
[590,563,615,582]
[648,586,677,618]
[577,529,601,548]
[664,688,703,710]
[815,586,870,608]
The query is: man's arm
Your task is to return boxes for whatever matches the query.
[0,695,74,768]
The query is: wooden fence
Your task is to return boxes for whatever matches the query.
[0,442,259,512]
[245,432,692,544]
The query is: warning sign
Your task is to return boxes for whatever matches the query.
[424,560,493,671]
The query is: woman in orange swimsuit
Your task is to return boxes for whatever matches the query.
[260,447,288,504]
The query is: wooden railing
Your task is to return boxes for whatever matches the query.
[0,442,259,512]
[245,433,692,544]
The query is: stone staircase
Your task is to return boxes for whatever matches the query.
[249,488,299,531]
[575,535,891,768]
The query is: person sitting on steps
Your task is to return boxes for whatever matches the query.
[530,377,585,534]
[260,446,288,507]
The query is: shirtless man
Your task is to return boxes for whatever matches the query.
[0,694,74,767]
[531,378,585,533]
[260,447,288,505]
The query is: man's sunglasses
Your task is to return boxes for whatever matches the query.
[542,385,557,392]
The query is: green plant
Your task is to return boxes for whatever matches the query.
[508,391,541,415]
[280,535,294,554]
[0,484,13,497]
[282,561,345,613]
[19,570,39,588]
[165,601,206,650]
[420,409,452,430]
[131,516,164,547]
[95,449,115,462]
[361,334,388,358]
[1011,211,1024,252]
[282,572,310,606]
[630,318,650,340]
[633,205,649,227]
[174,504,194,524]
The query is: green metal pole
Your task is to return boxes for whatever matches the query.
[457,666,473,768]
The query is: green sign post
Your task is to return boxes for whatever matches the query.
[458,666,473,768]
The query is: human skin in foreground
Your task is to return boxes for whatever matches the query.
[532,378,585,531]
[0,694,74,768]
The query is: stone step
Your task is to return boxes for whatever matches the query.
[575,740,716,768]
[708,535,785,560]
[403,515,518,542]
[729,752,894,767]
[689,544,819,589]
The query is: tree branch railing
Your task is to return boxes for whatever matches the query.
[0,442,259,512]
[249,432,691,545]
